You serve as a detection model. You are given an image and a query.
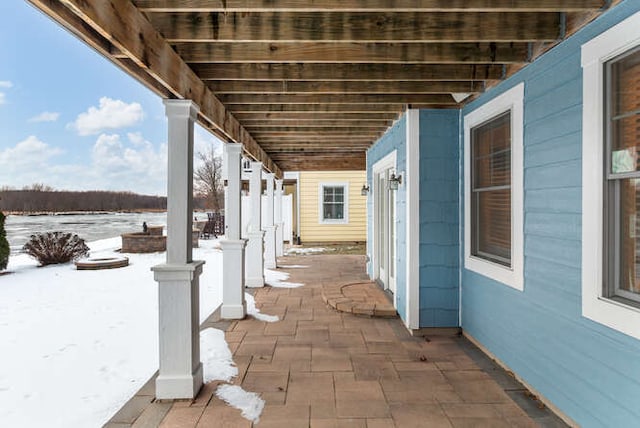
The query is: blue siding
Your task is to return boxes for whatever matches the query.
[461,1,640,426]
[419,110,460,327]
[366,116,407,319]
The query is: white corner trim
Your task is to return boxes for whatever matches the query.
[581,11,640,341]
[318,182,349,224]
[463,83,524,291]
[406,109,420,329]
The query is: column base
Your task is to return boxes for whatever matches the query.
[221,303,246,319]
[275,222,284,257]
[221,239,246,319]
[155,363,203,400]
[264,225,277,269]
[245,230,265,288]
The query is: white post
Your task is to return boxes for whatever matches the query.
[275,179,284,257]
[264,172,277,269]
[221,143,246,319]
[245,162,265,287]
[152,99,204,400]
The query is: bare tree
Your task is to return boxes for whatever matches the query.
[194,146,224,212]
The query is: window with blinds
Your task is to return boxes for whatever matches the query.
[605,46,640,303]
[471,112,512,267]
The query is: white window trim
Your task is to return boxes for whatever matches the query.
[464,83,524,291]
[581,11,640,340]
[318,182,349,224]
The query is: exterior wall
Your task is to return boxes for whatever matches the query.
[460,2,640,426]
[367,117,407,319]
[419,110,460,327]
[298,171,366,242]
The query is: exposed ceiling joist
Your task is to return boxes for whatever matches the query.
[133,0,605,12]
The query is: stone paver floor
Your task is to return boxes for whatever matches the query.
[115,254,565,428]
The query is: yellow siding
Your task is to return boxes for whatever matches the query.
[299,171,367,242]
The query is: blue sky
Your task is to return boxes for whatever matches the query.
[0,1,222,196]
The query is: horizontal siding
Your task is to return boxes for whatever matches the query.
[460,2,640,426]
[298,171,366,242]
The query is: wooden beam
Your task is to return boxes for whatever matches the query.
[192,63,505,81]
[256,136,376,141]
[149,12,559,42]
[29,0,281,177]
[229,104,405,113]
[220,94,457,104]
[173,42,529,64]
[134,0,605,12]
[236,112,400,120]
[245,120,391,127]
[208,80,484,94]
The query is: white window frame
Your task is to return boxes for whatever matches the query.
[581,11,640,340]
[464,83,524,291]
[318,182,349,224]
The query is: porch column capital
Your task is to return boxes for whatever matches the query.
[163,99,199,120]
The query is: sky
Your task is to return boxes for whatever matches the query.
[0,1,223,196]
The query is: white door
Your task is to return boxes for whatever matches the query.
[374,167,397,294]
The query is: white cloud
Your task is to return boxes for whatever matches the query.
[70,97,143,136]
[28,111,60,123]
[0,81,12,88]
[0,133,167,195]
[0,136,63,184]
[0,93,5,105]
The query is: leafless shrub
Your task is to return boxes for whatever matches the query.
[22,232,89,266]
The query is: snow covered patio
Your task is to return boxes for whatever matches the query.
[106,254,564,428]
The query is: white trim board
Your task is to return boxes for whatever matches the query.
[406,109,420,329]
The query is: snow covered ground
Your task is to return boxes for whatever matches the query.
[0,236,301,427]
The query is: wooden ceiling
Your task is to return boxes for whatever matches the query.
[28,0,611,175]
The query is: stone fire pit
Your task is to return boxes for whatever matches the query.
[120,226,200,253]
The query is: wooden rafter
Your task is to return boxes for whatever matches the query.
[148,12,559,42]
[133,0,605,12]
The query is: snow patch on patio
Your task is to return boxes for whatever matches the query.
[201,328,237,383]
[215,384,265,423]
[285,246,330,255]
[265,268,304,288]
[246,293,279,322]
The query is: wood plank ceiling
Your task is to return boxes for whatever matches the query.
[28,0,610,174]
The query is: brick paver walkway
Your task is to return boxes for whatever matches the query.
[139,255,557,427]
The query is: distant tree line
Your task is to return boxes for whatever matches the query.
[0,188,169,213]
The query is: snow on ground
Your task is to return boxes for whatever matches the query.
[265,268,304,288]
[0,237,223,428]
[216,384,265,423]
[285,246,331,255]
[201,328,237,383]
[245,293,279,322]
[0,236,306,427]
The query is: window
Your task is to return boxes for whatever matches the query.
[464,83,524,291]
[471,112,512,266]
[604,47,640,305]
[582,10,640,340]
[319,183,349,224]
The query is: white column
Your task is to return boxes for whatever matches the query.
[406,109,420,330]
[264,172,277,269]
[152,99,204,400]
[275,179,284,257]
[221,143,246,319]
[245,162,265,287]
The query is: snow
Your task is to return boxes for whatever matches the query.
[200,328,237,383]
[215,384,265,423]
[245,293,279,322]
[0,237,223,428]
[0,235,306,427]
[264,267,304,288]
[285,246,330,255]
